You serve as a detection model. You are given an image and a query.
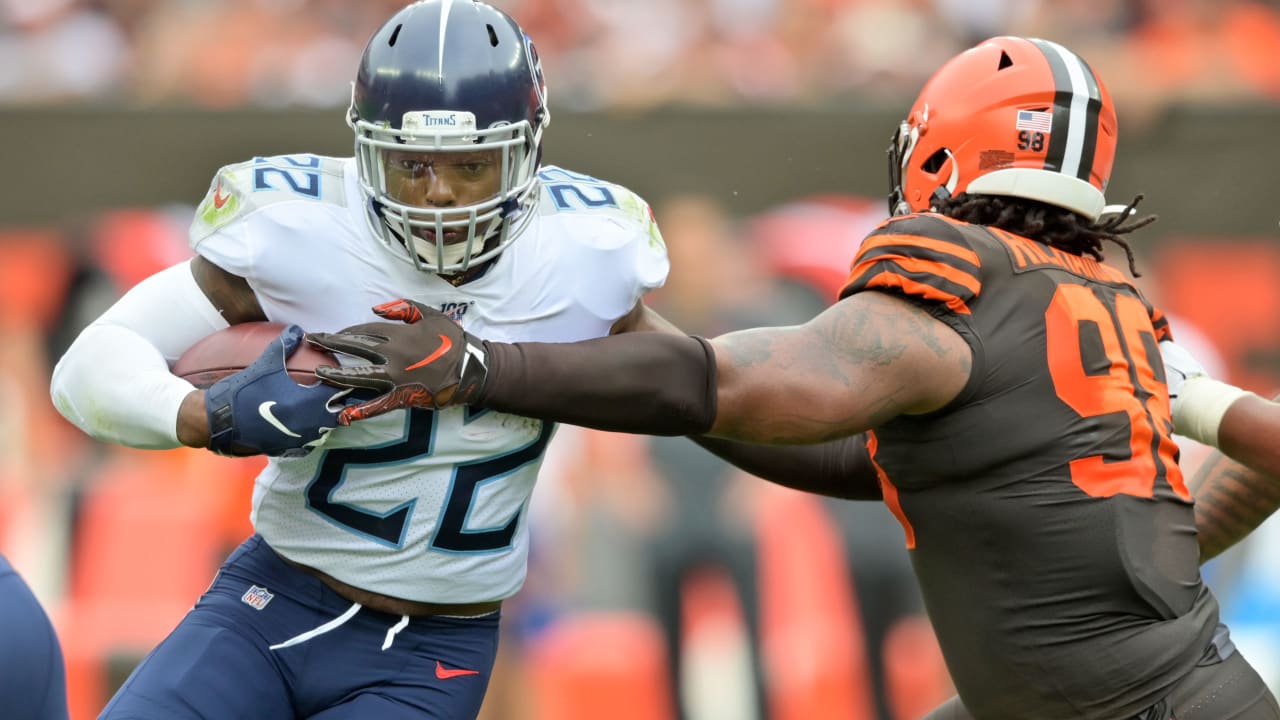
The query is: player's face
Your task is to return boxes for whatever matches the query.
[384,148,503,242]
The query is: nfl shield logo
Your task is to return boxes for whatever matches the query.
[241,585,274,610]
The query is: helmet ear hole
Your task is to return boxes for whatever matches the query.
[921,148,950,174]
[997,50,1013,70]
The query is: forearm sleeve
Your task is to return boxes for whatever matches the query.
[691,433,882,501]
[477,332,717,436]
[51,324,198,448]
[49,261,228,448]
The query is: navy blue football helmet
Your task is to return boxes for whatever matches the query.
[348,0,550,274]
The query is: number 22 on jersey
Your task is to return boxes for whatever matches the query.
[306,408,554,552]
[1045,284,1189,500]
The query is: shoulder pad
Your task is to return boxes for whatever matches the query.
[191,155,350,243]
[840,212,983,315]
[535,166,665,253]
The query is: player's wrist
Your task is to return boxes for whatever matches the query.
[1173,376,1253,447]
[177,389,211,448]
[453,336,490,404]
[204,377,242,455]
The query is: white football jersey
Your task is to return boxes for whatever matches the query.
[188,154,668,602]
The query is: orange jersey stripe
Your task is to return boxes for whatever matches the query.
[857,232,981,267]
[867,432,915,549]
[852,268,974,315]
[1149,306,1173,342]
[850,254,981,297]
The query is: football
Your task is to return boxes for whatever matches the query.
[172,322,338,389]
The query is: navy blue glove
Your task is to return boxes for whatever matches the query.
[205,325,357,457]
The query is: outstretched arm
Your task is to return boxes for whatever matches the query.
[703,292,969,443]
[311,291,972,446]
[604,300,885,499]
[470,291,969,443]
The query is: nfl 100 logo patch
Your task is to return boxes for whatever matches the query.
[242,585,275,610]
[440,301,473,322]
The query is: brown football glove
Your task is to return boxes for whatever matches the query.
[307,299,489,425]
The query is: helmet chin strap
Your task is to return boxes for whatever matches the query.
[409,233,471,268]
[385,209,507,274]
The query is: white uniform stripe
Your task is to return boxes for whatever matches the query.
[269,602,362,651]
[1041,39,1091,178]
[438,0,455,75]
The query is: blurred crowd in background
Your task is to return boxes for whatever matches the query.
[3,1,1280,719]
[3,0,1280,113]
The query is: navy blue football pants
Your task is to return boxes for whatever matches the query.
[0,554,68,720]
[101,535,500,719]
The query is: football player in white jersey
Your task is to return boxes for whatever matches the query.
[49,2,669,718]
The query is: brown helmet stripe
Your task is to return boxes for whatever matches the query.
[1029,38,1102,183]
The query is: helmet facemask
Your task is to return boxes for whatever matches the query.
[350,104,543,275]
[887,106,959,217]
[886,121,911,217]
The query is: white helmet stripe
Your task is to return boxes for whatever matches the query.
[1030,38,1102,182]
[438,0,454,75]
[1045,40,1089,178]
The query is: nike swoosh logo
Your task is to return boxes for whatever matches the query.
[213,185,231,209]
[258,401,301,438]
[404,334,453,371]
[435,660,480,680]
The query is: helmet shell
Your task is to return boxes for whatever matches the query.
[888,36,1116,221]
[348,0,550,274]
[352,1,548,140]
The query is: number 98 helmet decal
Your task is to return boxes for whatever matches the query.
[348,0,550,274]
[887,36,1116,221]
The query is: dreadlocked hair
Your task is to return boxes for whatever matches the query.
[934,193,1156,277]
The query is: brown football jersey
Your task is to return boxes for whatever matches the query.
[841,212,1216,719]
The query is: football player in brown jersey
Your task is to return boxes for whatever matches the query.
[313,36,1280,720]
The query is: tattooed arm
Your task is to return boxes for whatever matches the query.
[465,290,972,444]
[706,291,971,442]
[314,290,963,495]
[598,299,889,497]
[1193,392,1280,561]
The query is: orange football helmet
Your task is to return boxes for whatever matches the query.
[887,36,1117,221]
